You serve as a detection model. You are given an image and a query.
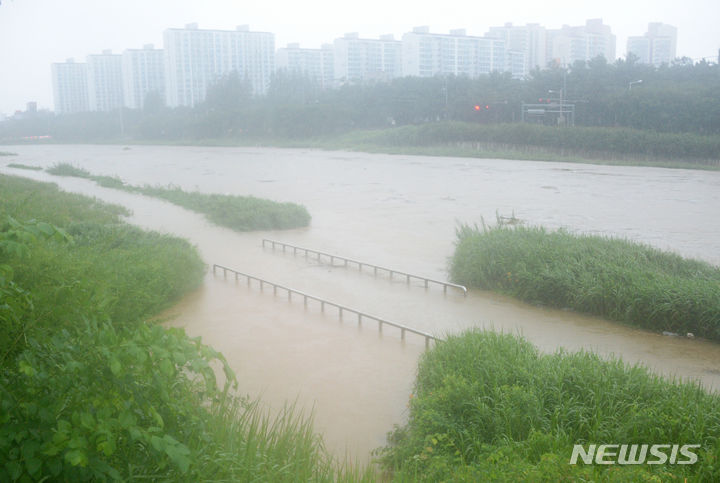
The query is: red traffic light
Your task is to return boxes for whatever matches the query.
[474,105,481,111]
[485,105,490,110]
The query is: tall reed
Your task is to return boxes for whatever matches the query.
[450,223,720,340]
[380,329,720,481]
[46,163,312,231]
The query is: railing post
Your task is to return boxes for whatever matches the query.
[401,328,406,340]
[304,295,308,306]
[406,274,410,284]
[321,301,325,312]
[339,307,343,319]
[223,267,227,279]
[358,313,362,326]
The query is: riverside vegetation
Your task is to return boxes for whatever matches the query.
[45,163,311,231]
[378,330,720,481]
[450,222,720,341]
[4,173,720,480]
[322,122,720,168]
[0,174,368,481]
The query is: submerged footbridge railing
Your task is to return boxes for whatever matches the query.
[212,264,440,348]
[261,238,467,296]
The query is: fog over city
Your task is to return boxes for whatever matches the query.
[1,0,718,114]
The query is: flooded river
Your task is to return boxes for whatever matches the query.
[3,144,720,461]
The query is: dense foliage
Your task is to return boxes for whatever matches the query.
[379,330,720,481]
[450,223,720,340]
[46,163,312,231]
[0,175,363,481]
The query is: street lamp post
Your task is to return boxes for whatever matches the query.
[629,80,643,91]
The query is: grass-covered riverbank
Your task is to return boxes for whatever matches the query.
[450,223,720,341]
[114,122,720,170]
[379,330,720,481]
[320,122,720,169]
[0,174,367,481]
[46,163,312,231]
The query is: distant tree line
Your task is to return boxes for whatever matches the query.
[2,55,719,143]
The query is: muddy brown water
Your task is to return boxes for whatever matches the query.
[3,145,720,461]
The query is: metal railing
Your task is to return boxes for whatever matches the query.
[261,238,467,296]
[213,264,439,348]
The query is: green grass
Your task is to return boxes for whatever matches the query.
[45,163,92,177]
[0,174,367,481]
[0,151,17,156]
[327,122,720,168]
[450,223,720,341]
[149,121,720,170]
[378,329,720,481]
[46,163,312,231]
[6,163,42,171]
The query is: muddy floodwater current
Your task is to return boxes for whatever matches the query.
[3,144,720,461]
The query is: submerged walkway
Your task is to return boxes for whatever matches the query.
[213,263,440,347]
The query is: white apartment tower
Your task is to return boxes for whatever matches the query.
[86,50,124,111]
[164,24,275,107]
[275,43,334,88]
[122,44,166,109]
[486,23,547,77]
[51,59,89,114]
[402,27,506,78]
[627,23,677,66]
[547,19,616,67]
[333,33,402,83]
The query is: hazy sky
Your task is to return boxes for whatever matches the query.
[1,0,718,114]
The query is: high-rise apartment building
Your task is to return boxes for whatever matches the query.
[51,58,89,114]
[402,27,506,78]
[86,50,124,111]
[122,44,166,109]
[164,23,275,107]
[486,23,547,77]
[627,23,677,66]
[546,19,616,66]
[275,43,334,88]
[333,33,402,83]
